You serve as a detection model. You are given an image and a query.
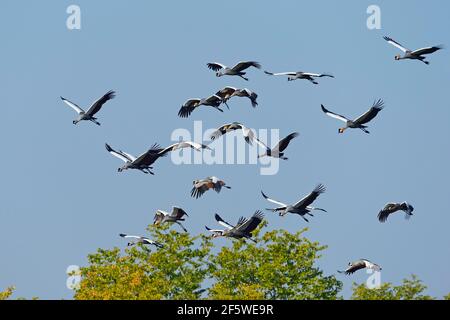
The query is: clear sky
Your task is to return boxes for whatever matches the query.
[1,0,449,299]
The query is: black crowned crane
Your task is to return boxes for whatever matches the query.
[119,234,164,248]
[178,95,223,118]
[205,211,264,242]
[378,202,414,223]
[321,99,384,134]
[215,87,259,108]
[207,61,261,81]
[383,36,443,65]
[255,132,299,160]
[191,176,231,199]
[264,70,334,84]
[154,206,189,232]
[338,259,381,275]
[210,122,255,145]
[61,90,116,125]
[261,184,327,222]
[105,143,165,174]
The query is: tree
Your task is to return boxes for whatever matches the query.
[74,223,342,300]
[0,287,14,300]
[351,275,434,300]
[74,224,212,300]
[207,225,342,300]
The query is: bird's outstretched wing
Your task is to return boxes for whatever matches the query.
[171,206,189,219]
[215,87,237,99]
[321,105,349,123]
[353,99,384,125]
[61,97,84,114]
[273,132,299,153]
[264,71,297,76]
[207,62,226,71]
[232,61,261,72]
[261,191,287,207]
[105,143,132,163]
[383,36,409,53]
[210,123,240,140]
[302,72,334,78]
[293,184,326,209]
[411,45,443,56]
[235,211,264,234]
[85,90,116,117]
[191,180,212,199]
[214,213,234,230]
[134,143,165,166]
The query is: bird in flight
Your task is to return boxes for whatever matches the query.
[178,95,224,118]
[191,176,231,199]
[215,86,259,108]
[154,206,189,232]
[119,234,163,249]
[338,259,381,275]
[205,211,264,242]
[383,36,443,65]
[61,90,116,126]
[255,132,299,160]
[264,70,334,84]
[207,61,261,81]
[378,202,414,223]
[261,184,327,222]
[105,143,165,174]
[210,122,255,145]
[321,99,384,134]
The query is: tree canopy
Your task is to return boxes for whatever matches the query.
[73,223,342,300]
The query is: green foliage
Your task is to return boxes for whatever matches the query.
[0,287,14,300]
[208,224,342,300]
[74,224,212,300]
[351,275,434,300]
[74,222,342,300]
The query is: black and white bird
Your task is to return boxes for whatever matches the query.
[255,132,299,160]
[321,99,384,134]
[207,61,261,81]
[378,202,414,223]
[119,234,164,248]
[191,176,231,199]
[178,95,224,118]
[158,141,211,155]
[154,206,189,232]
[210,122,255,145]
[205,211,264,242]
[264,70,334,84]
[338,259,382,275]
[215,87,259,108]
[261,184,327,222]
[105,143,165,174]
[383,36,443,65]
[60,90,116,126]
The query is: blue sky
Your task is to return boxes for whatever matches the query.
[0,0,449,299]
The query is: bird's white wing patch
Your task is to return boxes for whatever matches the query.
[61,97,84,114]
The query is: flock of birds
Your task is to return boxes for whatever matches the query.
[60,35,443,277]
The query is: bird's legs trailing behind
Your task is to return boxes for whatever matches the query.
[90,118,101,126]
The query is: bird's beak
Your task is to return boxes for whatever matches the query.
[338,128,345,134]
